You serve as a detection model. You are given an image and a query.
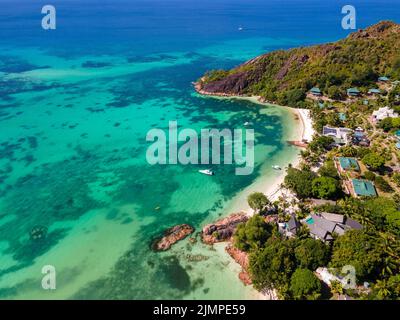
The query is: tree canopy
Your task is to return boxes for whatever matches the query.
[290,268,322,300]
[249,237,296,292]
[362,153,386,171]
[247,192,270,214]
[234,215,272,252]
[330,230,382,281]
[294,238,330,270]
[284,167,316,199]
[312,176,340,199]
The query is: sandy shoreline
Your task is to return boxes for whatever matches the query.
[202,94,314,213]
[197,93,315,300]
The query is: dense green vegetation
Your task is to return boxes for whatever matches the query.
[200,22,400,106]
[284,167,316,199]
[247,234,329,299]
[234,215,273,252]
[379,117,400,132]
[330,230,382,281]
[247,192,271,214]
[294,238,330,270]
[205,21,400,300]
[284,167,341,200]
[362,152,386,171]
[290,268,322,300]
[234,216,330,299]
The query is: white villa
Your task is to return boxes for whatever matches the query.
[372,106,399,122]
[322,126,352,145]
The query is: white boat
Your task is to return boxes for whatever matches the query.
[272,165,282,170]
[244,121,251,126]
[199,169,214,176]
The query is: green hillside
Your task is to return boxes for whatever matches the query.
[198,21,400,107]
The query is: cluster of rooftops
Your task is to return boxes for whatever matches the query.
[334,155,378,197]
[280,212,362,243]
[309,76,398,98]
[322,126,369,147]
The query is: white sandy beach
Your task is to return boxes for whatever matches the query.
[217,96,315,215]
[297,108,315,143]
[199,95,315,300]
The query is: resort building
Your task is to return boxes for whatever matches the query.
[322,126,352,145]
[310,87,322,96]
[378,76,390,82]
[347,87,361,97]
[371,106,399,122]
[338,112,347,121]
[303,213,362,243]
[352,128,370,147]
[350,179,377,198]
[352,133,370,146]
[336,157,360,173]
[368,88,381,95]
[279,215,301,238]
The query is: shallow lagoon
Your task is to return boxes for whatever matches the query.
[1,0,398,299]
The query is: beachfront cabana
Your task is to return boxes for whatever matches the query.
[351,179,377,198]
[310,87,322,96]
[347,88,360,97]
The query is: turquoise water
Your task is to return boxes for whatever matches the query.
[0,0,399,299]
[0,44,301,299]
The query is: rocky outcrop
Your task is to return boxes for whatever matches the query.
[239,271,252,286]
[198,71,254,96]
[348,20,400,40]
[201,213,248,244]
[226,244,249,269]
[226,244,251,285]
[153,224,194,251]
[275,54,309,81]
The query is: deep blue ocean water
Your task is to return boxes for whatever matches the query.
[0,0,399,299]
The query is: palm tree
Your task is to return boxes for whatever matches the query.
[373,279,391,300]
[352,213,374,230]
[330,280,344,297]
[377,232,400,258]
[376,232,400,277]
[380,256,397,278]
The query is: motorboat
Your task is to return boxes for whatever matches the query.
[199,169,214,176]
